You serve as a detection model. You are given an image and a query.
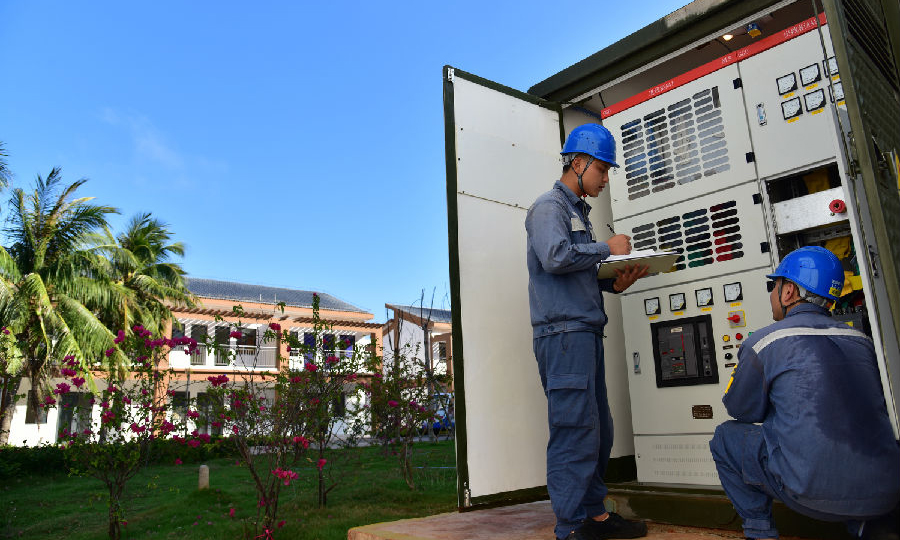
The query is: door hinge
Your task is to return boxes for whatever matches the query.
[760,241,771,253]
[733,77,743,89]
[447,68,455,82]
[746,152,755,163]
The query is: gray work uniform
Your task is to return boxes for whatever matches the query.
[526,180,618,539]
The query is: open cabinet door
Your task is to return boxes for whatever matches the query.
[443,66,564,507]
[822,0,900,425]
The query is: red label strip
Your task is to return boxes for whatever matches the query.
[600,13,828,119]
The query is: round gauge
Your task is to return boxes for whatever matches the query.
[644,297,661,316]
[833,81,844,101]
[804,89,826,111]
[695,287,714,307]
[776,73,797,95]
[826,56,839,76]
[669,293,686,311]
[781,98,802,119]
[723,282,743,302]
[800,63,821,86]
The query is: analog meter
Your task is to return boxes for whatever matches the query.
[644,297,661,316]
[695,287,714,307]
[804,89,826,111]
[781,98,802,120]
[669,293,686,312]
[825,56,839,77]
[723,282,743,302]
[800,63,821,86]
[832,81,845,101]
[776,73,798,95]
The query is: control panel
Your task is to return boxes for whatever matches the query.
[651,315,717,388]
[623,269,772,436]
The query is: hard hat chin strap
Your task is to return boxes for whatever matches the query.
[576,156,595,197]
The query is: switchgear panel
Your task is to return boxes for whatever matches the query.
[651,315,718,387]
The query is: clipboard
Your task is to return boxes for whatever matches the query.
[596,250,680,279]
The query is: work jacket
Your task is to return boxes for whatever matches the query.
[724,302,900,516]
[526,181,617,339]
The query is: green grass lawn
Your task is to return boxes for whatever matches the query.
[0,441,457,540]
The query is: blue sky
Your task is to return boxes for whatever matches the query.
[1,1,686,319]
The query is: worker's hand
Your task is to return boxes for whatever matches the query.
[606,234,632,255]
[612,264,649,292]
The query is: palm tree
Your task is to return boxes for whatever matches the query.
[0,168,124,444]
[0,141,10,190]
[95,212,196,335]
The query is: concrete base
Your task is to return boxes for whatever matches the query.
[348,500,814,540]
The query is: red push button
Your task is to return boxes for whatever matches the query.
[829,199,847,213]
[735,333,744,340]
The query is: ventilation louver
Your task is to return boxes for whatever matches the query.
[631,200,744,272]
[621,87,730,201]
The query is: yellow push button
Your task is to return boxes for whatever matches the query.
[722,335,731,342]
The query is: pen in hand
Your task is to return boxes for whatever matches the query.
[607,223,615,235]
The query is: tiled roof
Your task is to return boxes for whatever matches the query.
[186,277,369,314]
[388,304,453,324]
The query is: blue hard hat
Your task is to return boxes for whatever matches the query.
[561,124,619,168]
[767,246,844,301]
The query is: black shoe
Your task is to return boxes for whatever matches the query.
[579,513,648,539]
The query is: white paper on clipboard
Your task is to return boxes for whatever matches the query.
[596,250,680,279]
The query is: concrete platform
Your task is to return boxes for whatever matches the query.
[348,501,817,540]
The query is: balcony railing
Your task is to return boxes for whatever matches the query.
[175,344,278,369]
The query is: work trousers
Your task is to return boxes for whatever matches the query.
[534,331,614,540]
[710,421,864,539]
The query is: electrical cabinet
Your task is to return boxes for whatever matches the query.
[445,0,900,505]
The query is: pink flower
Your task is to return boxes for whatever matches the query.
[187,410,200,419]
[325,355,338,364]
[43,395,57,407]
[105,348,115,357]
[304,362,318,372]
[229,508,235,517]
[317,458,327,470]
[268,322,281,332]
[229,330,242,339]
[175,458,183,465]
[232,425,239,434]
[277,520,286,529]
[53,382,71,395]
[61,368,76,377]
[1,327,8,335]
[114,329,125,344]
[388,400,398,408]
[130,423,146,434]
[187,439,201,448]
[208,374,229,387]
[72,377,85,388]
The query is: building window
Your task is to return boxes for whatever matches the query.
[303,332,316,362]
[57,393,93,434]
[24,390,48,424]
[172,322,185,339]
[196,392,222,437]
[237,327,256,347]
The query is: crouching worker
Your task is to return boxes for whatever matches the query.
[710,246,900,540]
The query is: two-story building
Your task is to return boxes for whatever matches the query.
[5,278,380,446]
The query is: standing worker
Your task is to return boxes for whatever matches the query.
[526,123,649,540]
[710,246,900,540]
